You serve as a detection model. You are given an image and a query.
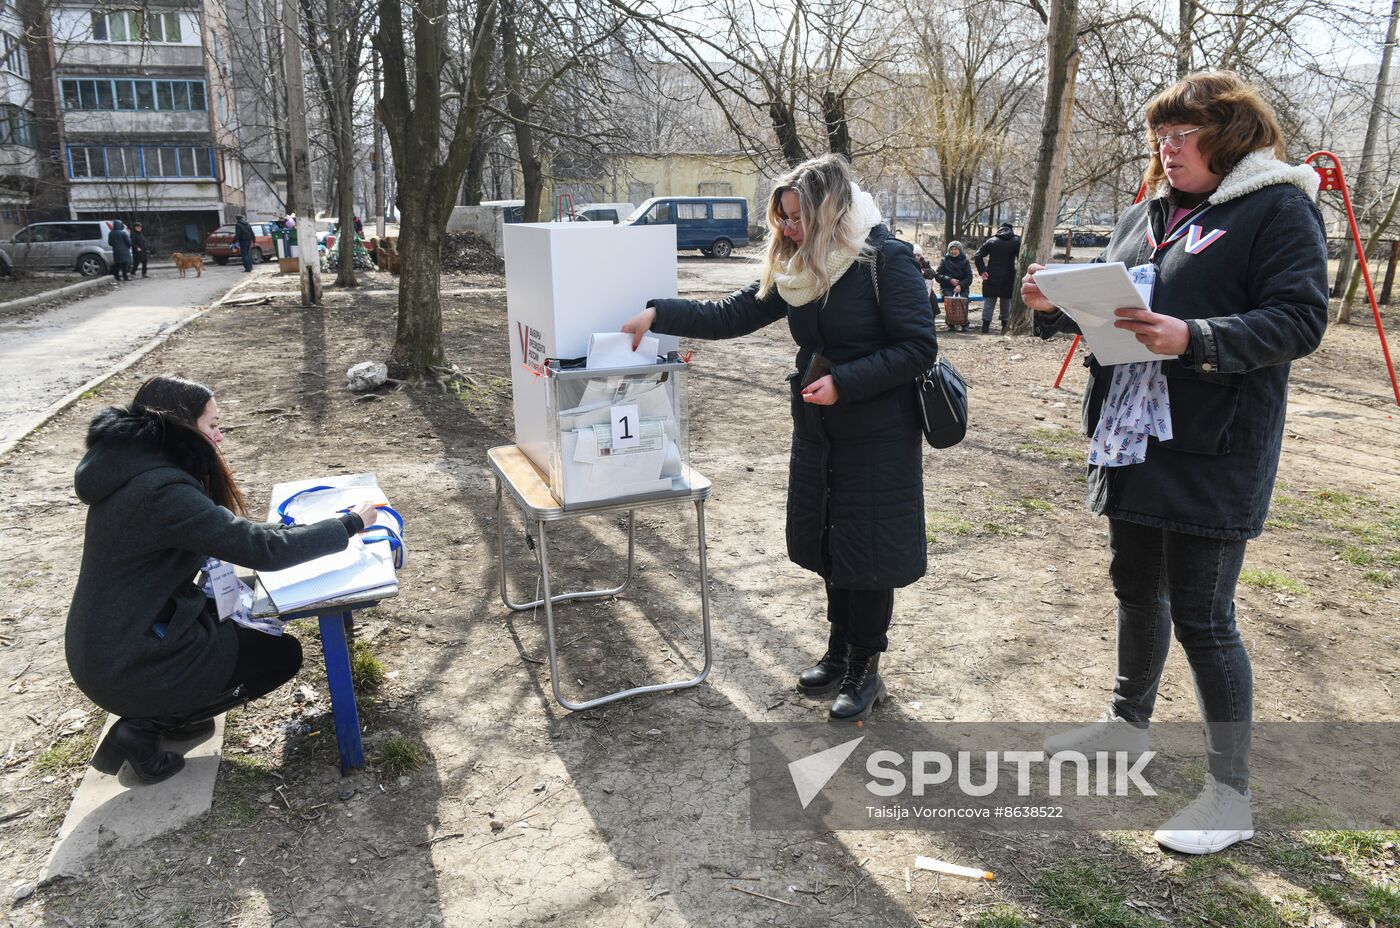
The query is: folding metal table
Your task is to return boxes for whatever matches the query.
[487,445,713,711]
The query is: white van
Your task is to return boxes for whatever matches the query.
[569,202,635,224]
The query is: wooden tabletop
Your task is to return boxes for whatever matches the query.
[487,445,561,513]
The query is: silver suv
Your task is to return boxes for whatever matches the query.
[0,220,115,277]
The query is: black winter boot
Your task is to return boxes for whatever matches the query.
[829,648,886,723]
[90,718,185,784]
[981,320,991,335]
[1001,320,1009,334]
[798,625,850,696]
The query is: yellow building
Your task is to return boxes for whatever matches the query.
[527,152,767,218]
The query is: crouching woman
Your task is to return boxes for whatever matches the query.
[66,375,378,784]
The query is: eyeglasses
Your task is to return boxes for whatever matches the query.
[1148,127,1202,154]
[778,214,802,230]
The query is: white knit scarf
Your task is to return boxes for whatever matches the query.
[772,183,885,307]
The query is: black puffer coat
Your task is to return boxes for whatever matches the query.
[651,225,938,588]
[974,229,1021,298]
[66,407,355,718]
[932,248,973,296]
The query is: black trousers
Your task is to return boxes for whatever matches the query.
[223,626,304,701]
[825,581,894,652]
[132,253,148,276]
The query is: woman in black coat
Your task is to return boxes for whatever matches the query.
[1024,72,1328,855]
[932,241,973,297]
[622,154,937,722]
[67,375,380,783]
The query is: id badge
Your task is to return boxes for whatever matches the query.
[204,557,242,621]
[1127,263,1156,308]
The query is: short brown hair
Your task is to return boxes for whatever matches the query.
[1143,71,1285,191]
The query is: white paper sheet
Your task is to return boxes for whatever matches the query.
[258,538,397,612]
[587,331,659,369]
[1032,262,1162,366]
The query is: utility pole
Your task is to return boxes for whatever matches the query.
[374,51,385,239]
[281,0,321,305]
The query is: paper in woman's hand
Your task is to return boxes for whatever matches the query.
[1031,262,1162,366]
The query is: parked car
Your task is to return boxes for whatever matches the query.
[625,196,749,257]
[0,220,115,277]
[568,202,635,224]
[480,200,526,223]
[204,222,276,264]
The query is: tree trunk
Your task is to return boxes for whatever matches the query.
[823,90,851,159]
[389,211,446,371]
[19,0,68,220]
[501,0,544,222]
[327,0,358,287]
[1176,0,1195,77]
[463,132,487,206]
[1010,0,1078,336]
[769,99,809,167]
[375,0,496,377]
[1337,0,1399,322]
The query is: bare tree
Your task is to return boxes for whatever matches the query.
[373,0,496,375]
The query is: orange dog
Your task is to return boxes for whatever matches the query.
[171,252,204,278]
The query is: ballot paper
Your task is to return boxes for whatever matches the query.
[587,331,659,369]
[278,484,390,524]
[258,537,396,612]
[1031,262,1161,366]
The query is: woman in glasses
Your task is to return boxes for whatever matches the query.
[1022,71,1328,854]
[66,375,379,783]
[622,154,937,723]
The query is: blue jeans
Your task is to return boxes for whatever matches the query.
[1107,518,1252,791]
[240,244,254,271]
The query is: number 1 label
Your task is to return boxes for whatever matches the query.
[610,404,640,450]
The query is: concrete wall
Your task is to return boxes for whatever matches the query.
[71,179,222,211]
[61,110,210,134]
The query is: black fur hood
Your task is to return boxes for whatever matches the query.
[76,406,216,504]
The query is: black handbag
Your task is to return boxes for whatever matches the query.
[871,252,968,449]
[914,356,968,448]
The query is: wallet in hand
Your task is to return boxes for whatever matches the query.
[801,352,833,388]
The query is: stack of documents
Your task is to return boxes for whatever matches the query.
[259,474,399,613]
[555,371,684,504]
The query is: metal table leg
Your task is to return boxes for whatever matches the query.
[318,610,364,773]
[496,476,635,611]
[536,498,714,712]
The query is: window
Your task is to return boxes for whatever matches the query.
[712,202,744,220]
[676,203,707,220]
[628,182,653,205]
[91,10,184,43]
[60,78,208,112]
[1,31,26,78]
[0,105,36,147]
[646,202,670,223]
[698,181,733,197]
[69,146,106,178]
[67,144,216,179]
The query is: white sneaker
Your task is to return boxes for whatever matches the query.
[1154,774,1254,855]
[1043,711,1149,761]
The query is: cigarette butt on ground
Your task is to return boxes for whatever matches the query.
[913,855,995,881]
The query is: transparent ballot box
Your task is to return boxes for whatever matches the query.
[544,356,692,509]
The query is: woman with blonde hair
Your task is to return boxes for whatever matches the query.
[1024,71,1328,853]
[623,154,937,722]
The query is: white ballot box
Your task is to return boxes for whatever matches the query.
[544,356,692,508]
[505,222,680,473]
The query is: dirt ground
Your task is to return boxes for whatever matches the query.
[1,256,1397,927]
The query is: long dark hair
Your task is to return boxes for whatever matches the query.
[132,375,248,515]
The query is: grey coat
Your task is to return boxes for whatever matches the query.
[1036,151,1328,539]
[66,407,354,718]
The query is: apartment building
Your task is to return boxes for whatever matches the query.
[41,0,245,249]
[0,6,39,238]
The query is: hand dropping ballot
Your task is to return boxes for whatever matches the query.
[1031,262,1162,366]
[547,337,690,506]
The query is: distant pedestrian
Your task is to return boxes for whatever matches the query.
[130,222,149,278]
[108,220,132,281]
[911,243,940,321]
[974,222,1021,334]
[353,215,364,237]
[234,216,255,272]
[933,241,973,332]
